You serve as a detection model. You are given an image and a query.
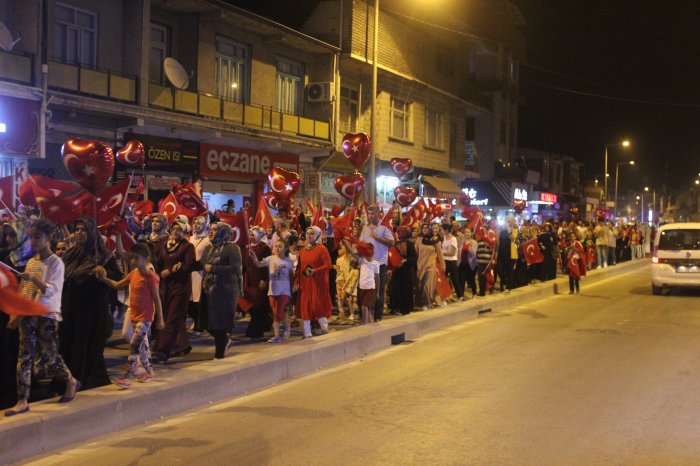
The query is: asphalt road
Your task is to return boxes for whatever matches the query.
[24,264,700,466]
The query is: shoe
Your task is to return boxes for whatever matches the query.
[224,338,234,354]
[576,289,580,294]
[422,306,429,311]
[268,336,281,343]
[137,373,153,383]
[438,301,447,307]
[58,379,81,403]
[302,334,313,339]
[111,377,132,389]
[4,406,29,417]
[568,291,574,295]
[504,289,510,295]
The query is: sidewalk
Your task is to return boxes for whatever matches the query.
[0,260,647,465]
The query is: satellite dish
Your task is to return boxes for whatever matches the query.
[163,57,189,90]
[0,21,21,52]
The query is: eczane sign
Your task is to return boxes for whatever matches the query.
[200,143,299,180]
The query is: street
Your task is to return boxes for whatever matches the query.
[24,264,700,466]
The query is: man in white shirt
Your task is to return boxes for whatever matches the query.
[359,205,395,321]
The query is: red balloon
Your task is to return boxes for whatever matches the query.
[263,192,290,211]
[341,133,371,169]
[513,199,527,214]
[460,194,471,206]
[393,186,417,207]
[267,167,300,202]
[569,206,580,216]
[334,173,365,201]
[116,140,145,167]
[390,157,413,177]
[62,139,115,194]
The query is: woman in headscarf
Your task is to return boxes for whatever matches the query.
[59,218,122,389]
[153,221,195,361]
[415,223,444,310]
[147,213,169,271]
[389,226,417,315]
[188,216,210,333]
[198,223,242,359]
[244,227,272,340]
[294,226,333,338]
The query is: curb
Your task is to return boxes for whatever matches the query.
[0,260,647,464]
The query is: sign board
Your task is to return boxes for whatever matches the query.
[0,95,40,157]
[202,180,255,195]
[146,174,186,191]
[200,143,299,180]
[306,172,321,190]
[540,192,557,203]
[125,133,198,173]
[513,187,528,201]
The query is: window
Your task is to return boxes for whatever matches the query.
[500,118,507,144]
[339,85,359,132]
[659,229,700,251]
[215,37,249,102]
[390,97,412,140]
[276,57,304,115]
[465,116,476,141]
[425,108,443,149]
[53,3,97,68]
[150,23,169,84]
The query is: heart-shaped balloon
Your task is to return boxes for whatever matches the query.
[460,193,471,206]
[341,133,371,169]
[513,199,527,214]
[334,173,365,201]
[390,157,413,177]
[393,186,417,207]
[267,167,301,202]
[116,140,145,167]
[263,192,290,211]
[62,139,115,194]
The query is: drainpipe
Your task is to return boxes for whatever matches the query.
[38,0,48,159]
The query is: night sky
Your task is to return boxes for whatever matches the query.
[228,0,700,194]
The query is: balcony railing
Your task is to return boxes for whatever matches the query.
[0,50,33,84]
[47,61,137,103]
[148,83,331,141]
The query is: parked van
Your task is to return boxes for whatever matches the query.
[652,222,700,295]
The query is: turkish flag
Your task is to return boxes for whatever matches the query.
[0,175,13,209]
[311,198,324,228]
[158,192,180,225]
[0,266,50,316]
[215,210,250,249]
[172,183,207,216]
[19,175,79,207]
[483,260,495,290]
[435,262,452,299]
[94,178,143,225]
[331,210,355,246]
[519,238,545,264]
[34,185,88,225]
[253,197,274,229]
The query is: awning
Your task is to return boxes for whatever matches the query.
[421,175,462,199]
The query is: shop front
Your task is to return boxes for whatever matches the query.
[199,143,299,216]
[529,191,560,222]
[420,175,463,219]
[117,133,199,206]
[459,180,514,222]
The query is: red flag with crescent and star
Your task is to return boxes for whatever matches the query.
[215,210,250,249]
[0,266,50,316]
[311,198,324,228]
[253,197,274,229]
[519,238,545,265]
[158,192,180,225]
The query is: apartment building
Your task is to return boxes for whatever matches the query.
[0,0,337,208]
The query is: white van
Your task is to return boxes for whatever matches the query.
[652,222,700,295]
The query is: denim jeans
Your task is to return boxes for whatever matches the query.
[374,264,388,321]
[607,246,616,265]
[596,245,607,266]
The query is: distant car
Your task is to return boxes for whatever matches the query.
[651,222,700,295]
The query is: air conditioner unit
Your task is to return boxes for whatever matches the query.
[307,82,334,103]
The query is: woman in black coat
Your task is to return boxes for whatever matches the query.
[389,226,417,315]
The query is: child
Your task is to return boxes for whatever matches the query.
[5,219,79,417]
[95,243,164,384]
[335,243,349,321]
[566,232,586,294]
[345,241,379,324]
[249,239,294,343]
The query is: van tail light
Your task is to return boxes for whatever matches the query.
[652,256,659,264]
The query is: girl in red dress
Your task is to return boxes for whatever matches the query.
[294,226,333,338]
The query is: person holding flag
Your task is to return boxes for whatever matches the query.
[359,205,394,321]
[566,231,586,294]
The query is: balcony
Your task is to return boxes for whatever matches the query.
[0,50,33,84]
[148,83,331,141]
[47,61,137,103]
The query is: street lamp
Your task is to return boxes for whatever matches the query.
[614,160,635,217]
[645,186,656,225]
[604,139,631,208]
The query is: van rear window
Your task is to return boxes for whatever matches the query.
[658,229,700,250]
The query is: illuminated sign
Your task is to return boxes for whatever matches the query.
[462,188,488,206]
[440,203,453,210]
[514,188,528,201]
[0,123,5,133]
[540,192,557,203]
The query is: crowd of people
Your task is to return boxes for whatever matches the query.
[0,200,650,415]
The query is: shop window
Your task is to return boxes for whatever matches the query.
[215,36,249,102]
[52,3,97,68]
[275,57,304,115]
[149,23,169,84]
[425,108,443,149]
[390,97,412,141]
[339,85,359,133]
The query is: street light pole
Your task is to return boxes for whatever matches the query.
[368,0,379,203]
[604,146,609,207]
[614,160,634,217]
